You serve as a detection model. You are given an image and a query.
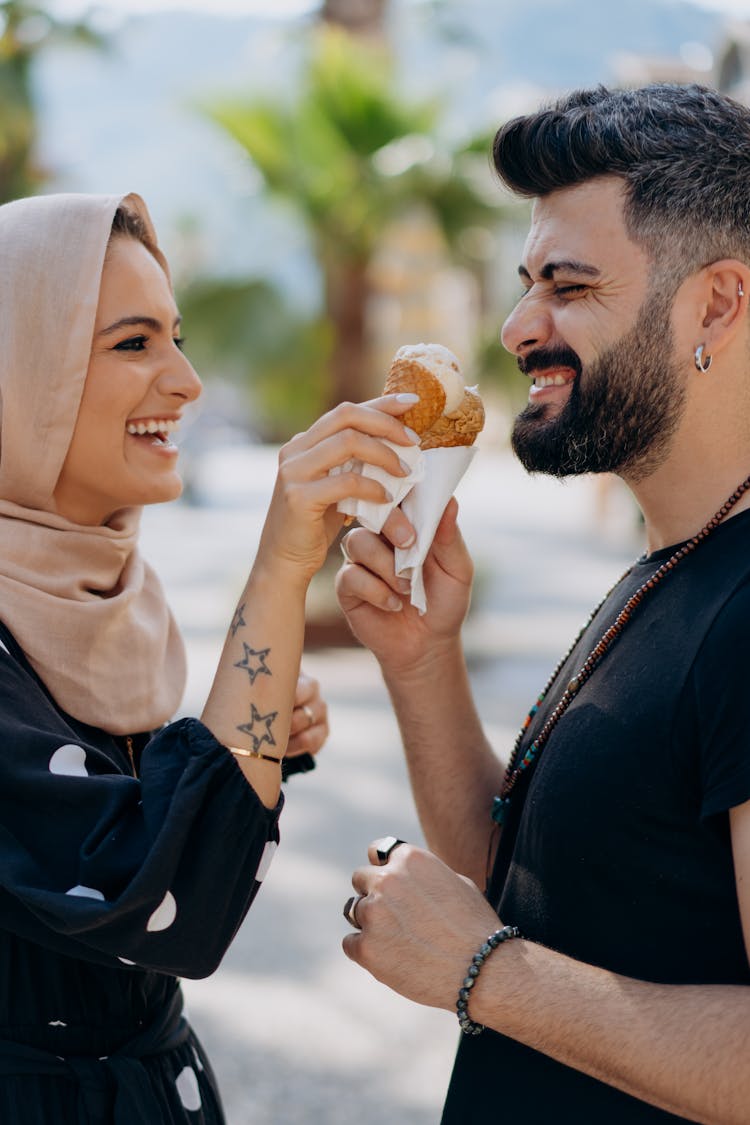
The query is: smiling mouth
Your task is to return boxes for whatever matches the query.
[531,369,577,390]
[536,374,571,388]
[126,418,179,444]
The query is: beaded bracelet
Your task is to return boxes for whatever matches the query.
[456,924,521,1035]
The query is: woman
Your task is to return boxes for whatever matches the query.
[0,191,419,1123]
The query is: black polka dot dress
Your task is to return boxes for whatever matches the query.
[0,622,283,1123]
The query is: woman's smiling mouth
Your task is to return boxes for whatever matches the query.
[126,418,180,447]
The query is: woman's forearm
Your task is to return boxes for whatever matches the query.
[200,559,308,808]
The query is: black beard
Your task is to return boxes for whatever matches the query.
[510,294,686,482]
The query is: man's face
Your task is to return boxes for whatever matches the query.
[501,177,686,480]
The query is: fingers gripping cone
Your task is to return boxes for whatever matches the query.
[395,444,478,612]
[334,344,484,588]
[386,346,484,613]
[333,355,444,533]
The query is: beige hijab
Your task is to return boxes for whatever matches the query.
[0,192,186,735]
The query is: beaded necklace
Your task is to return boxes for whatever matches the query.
[491,473,750,829]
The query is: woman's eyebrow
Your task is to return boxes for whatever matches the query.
[98,314,182,336]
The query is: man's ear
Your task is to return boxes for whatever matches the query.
[699,259,749,356]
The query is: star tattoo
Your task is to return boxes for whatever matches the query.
[233,642,271,684]
[237,704,278,752]
[230,603,247,638]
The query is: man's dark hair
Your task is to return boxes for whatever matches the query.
[493,83,750,285]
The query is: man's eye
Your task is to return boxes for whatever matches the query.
[114,335,147,352]
[555,284,587,298]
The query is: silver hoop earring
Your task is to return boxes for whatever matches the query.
[694,344,713,373]
[740,281,745,298]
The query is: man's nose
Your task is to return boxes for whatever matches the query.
[501,293,552,357]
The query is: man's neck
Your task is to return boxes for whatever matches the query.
[625,442,750,554]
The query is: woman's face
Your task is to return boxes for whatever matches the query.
[54,235,202,525]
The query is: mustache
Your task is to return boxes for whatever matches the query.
[517,346,582,377]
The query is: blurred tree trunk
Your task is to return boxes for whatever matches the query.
[324,258,371,405]
[320,0,387,37]
[317,0,387,403]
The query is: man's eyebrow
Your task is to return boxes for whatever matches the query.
[98,314,182,336]
[518,260,602,282]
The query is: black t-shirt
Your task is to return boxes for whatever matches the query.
[442,509,750,1124]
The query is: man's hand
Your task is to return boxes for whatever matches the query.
[342,839,501,1009]
[337,499,500,882]
[336,497,474,676]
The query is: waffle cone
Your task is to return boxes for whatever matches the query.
[384,359,446,434]
[420,387,485,450]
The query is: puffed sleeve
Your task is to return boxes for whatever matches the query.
[0,641,283,978]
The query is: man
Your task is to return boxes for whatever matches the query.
[336,84,750,1124]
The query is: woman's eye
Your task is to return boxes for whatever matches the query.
[174,336,186,351]
[114,335,147,352]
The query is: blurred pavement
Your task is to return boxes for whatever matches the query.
[140,446,643,1125]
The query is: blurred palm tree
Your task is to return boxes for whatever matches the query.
[0,0,102,202]
[177,275,332,441]
[206,24,498,407]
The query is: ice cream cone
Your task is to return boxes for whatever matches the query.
[383,359,446,434]
[420,386,485,450]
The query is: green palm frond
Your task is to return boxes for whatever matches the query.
[205,25,490,264]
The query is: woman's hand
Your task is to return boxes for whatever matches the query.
[287,670,329,760]
[255,396,421,587]
[335,497,474,677]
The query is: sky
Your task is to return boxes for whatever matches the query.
[47,0,319,16]
[41,0,750,20]
[697,0,750,11]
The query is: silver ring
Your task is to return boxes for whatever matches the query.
[301,704,314,730]
[375,836,406,864]
[343,894,365,929]
[340,536,353,563]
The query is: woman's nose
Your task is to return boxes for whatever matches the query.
[159,350,202,403]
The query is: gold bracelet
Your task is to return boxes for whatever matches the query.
[227,745,283,765]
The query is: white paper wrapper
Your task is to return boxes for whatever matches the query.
[333,440,425,533]
[394,446,478,614]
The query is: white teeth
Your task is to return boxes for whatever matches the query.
[126,419,178,436]
[535,374,571,388]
